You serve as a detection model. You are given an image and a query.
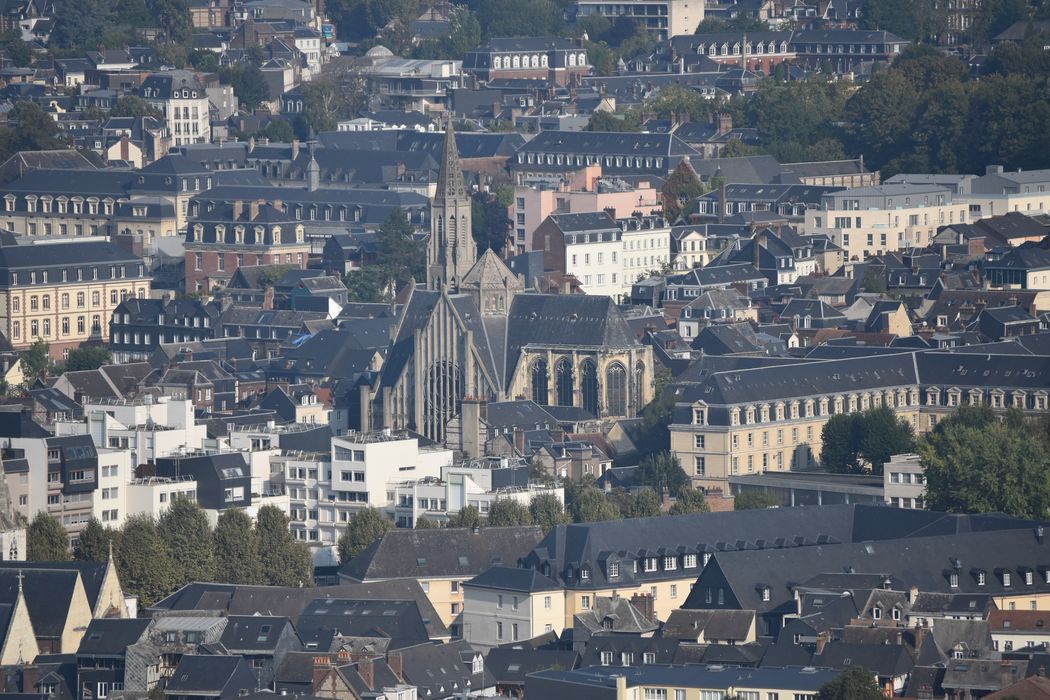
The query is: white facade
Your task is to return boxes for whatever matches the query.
[462,586,566,651]
[575,0,703,39]
[883,453,926,509]
[93,448,132,527]
[567,216,672,300]
[621,221,672,288]
[565,234,623,298]
[124,476,199,519]
[61,398,206,468]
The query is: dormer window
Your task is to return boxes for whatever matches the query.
[663,556,676,571]
[872,606,882,620]
[643,557,657,572]
[761,587,771,602]
[892,607,901,621]
[977,571,986,586]
[581,566,590,581]
[1003,571,1012,587]
[950,572,959,588]
[693,407,706,424]
[1025,570,1034,586]
[608,561,619,578]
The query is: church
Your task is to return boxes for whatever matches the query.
[371,124,654,443]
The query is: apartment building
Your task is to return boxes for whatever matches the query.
[883,453,926,509]
[532,212,671,299]
[574,0,703,40]
[514,165,661,253]
[462,566,565,649]
[804,184,967,261]
[463,37,591,87]
[340,526,544,636]
[962,165,1050,219]
[274,430,454,545]
[0,234,151,359]
[139,71,212,147]
[670,350,1050,492]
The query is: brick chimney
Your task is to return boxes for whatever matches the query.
[630,593,655,621]
[311,655,332,690]
[233,200,245,220]
[388,652,403,681]
[358,658,374,690]
[717,113,732,135]
[262,285,275,310]
[249,198,263,221]
[815,630,829,655]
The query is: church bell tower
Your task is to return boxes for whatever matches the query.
[427,122,476,291]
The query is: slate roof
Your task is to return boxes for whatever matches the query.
[77,618,151,656]
[464,566,561,593]
[340,527,543,581]
[0,568,79,638]
[217,615,294,653]
[397,640,493,699]
[165,655,254,696]
[295,599,430,651]
[575,596,659,634]
[515,131,697,158]
[484,648,579,684]
[661,609,754,642]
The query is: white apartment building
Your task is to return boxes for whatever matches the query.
[574,0,703,39]
[56,397,206,468]
[277,431,454,545]
[124,476,198,519]
[883,453,926,510]
[620,217,672,287]
[804,185,968,260]
[139,71,211,147]
[391,464,564,528]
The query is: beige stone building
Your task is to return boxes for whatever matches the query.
[0,235,151,360]
[462,566,566,649]
[670,350,1050,492]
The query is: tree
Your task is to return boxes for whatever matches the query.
[110,95,162,119]
[0,101,67,161]
[63,346,112,372]
[821,407,915,475]
[472,0,561,38]
[820,413,864,474]
[858,406,916,475]
[647,85,710,123]
[816,666,883,700]
[639,367,675,453]
[662,159,704,222]
[635,451,689,497]
[570,488,620,523]
[921,406,1050,518]
[74,518,113,561]
[149,0,192,44]
[414,515,438,528]
[27,512,70,561]
[221,62,271,110]
[629,488,663,517]
[861,269,887,293]
[446,505,484,529]
[695,16,770,33]
[734,491,780,510]
[259,119,295,143]
[529,493,570,534]
[337,507,393,563]
[586,109,641,132]
[213,509,263,584]
[158,496,215,586]
[256,505,313,587]
[414,6,480,58]
[669,487,709,515]
[858,0,946,42]
[18,339,53,385]
[298,78,345,136]
[343,266,389,303]
[0,31,31,67]
[117,515,177,607]
[472,188,511,255]
[487,499,533,527]
[376,208,426,286]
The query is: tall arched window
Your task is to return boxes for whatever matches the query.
[606,363,627,417]
[581,360,599,416]
[556,358,574,406]
[632,362,645,414]
[531,359,549,405]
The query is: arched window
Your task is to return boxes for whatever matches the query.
[556,358,574,406]
[606,363,627,417]
[581,360,599,416]
[531,359,549,405]
[632,362,645,413]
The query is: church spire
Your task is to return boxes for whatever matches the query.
[435,120,466,200]
[427,121,476,291]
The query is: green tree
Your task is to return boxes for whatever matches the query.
[63,346,112,372]
[647,84,710,123]
[190,49,220,72]
[74,518,114,561]
[634,451,689,497]
[414,6,480,58]
[158,496,215,586]
[816,666,883,700]
[487,499,534,527]
[570,488,620,523]
[921,406,1050,518]
[18,339,53,385]
[259,119,296,143]
[858,406,916,475]
[586,109,642,132]
[297,78,345,136]
[629,488,663,517]
[0,31,32,67]
[585,40,617,76]
[820,413,864,473]
[337,507,393,563]
[668,487,709,515]
[117,514,177,607]
[447,505,485,529]
[844,69,920,175]
[471,188,511,255]
[376,208,426,286]
[149,0,192,43]
[27,512,70,561]
[662,159,704,222]
[110,95,163,119]
[414,515,438,528]
[0,102,67,161]
[528,493,570,534]
[213,509,263,584]
[858,0,946,42]
[256,505,313,587]
[745,80,849,164]
[734,491,780,510]
[861,269,887,293]
[472,0,561,38]
[221,62,271,110]
[343,266,389,303]
[695,16,769,33]
[639,367,674,453]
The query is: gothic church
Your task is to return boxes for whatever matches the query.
[373,124,654,443]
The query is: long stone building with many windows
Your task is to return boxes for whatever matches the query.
[670,349,1050,491]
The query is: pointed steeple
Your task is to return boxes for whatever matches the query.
[435,121,466,201]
